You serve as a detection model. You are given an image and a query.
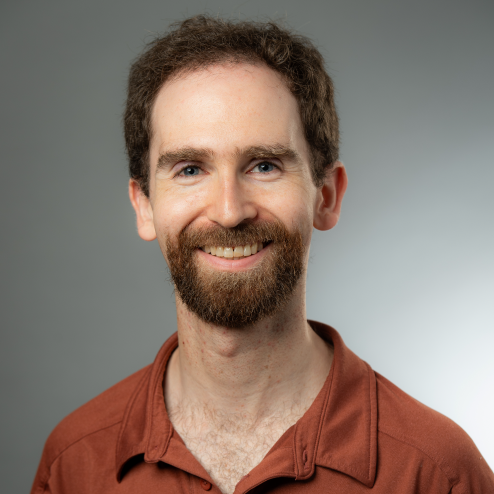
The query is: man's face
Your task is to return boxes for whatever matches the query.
[131,63,341,327]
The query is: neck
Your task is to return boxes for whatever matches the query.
[165,283,333,417]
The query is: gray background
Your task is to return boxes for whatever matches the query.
[1,0,493,492]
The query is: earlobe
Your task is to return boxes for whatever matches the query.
[313,161,348,231]
[128,179,157,241]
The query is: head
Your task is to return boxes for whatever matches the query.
[126,16,347,328]
[124,15,340,197]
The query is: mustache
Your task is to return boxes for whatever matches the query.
[165,219,306,327]
[177,220,294,249]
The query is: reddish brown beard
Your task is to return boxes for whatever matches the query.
[165,220,305,328]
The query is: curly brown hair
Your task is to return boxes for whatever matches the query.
[124,15,339,196]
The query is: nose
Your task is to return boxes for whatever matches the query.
[206,174,257,228]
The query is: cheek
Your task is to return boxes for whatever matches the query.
[267,182,316,237]
[152,184,206,241]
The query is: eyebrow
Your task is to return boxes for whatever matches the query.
[236,145,303,164]
[156,144,303,172]
[156,147,215,172]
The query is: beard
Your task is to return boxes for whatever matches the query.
[164,220,305,329]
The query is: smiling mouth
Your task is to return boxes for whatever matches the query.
[200,242,269,259]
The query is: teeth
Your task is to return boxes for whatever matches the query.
[204,242,266,258]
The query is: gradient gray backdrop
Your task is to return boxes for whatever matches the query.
[1,1,493,492]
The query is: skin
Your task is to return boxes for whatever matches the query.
[129,63,347,493]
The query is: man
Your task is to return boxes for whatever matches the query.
[31,15,494,494]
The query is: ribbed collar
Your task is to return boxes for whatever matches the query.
[115,322,377,489]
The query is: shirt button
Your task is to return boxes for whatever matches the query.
[200,479,212,491]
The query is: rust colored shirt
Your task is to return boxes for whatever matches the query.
[31,322,494,493]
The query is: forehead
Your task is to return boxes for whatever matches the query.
[149,63,307,160]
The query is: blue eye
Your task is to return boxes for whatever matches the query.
[181,166,200,176]
[253,161,276,173]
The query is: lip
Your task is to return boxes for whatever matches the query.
[196,243,271,272]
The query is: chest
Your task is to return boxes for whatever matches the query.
[170,407,306,494]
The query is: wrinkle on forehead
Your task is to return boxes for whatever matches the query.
[150,62,298,135]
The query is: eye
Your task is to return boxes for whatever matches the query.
[251,161,277,173]
[179,165,201,177]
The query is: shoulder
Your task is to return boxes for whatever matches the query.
[375,371,471,450]
[40,365,151,468]
[375,371,494,493]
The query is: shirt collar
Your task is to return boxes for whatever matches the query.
[115,332,177,480]
[115,322,377,488]
[305,321,378,487]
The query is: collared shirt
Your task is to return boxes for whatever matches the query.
[31,322,494,493]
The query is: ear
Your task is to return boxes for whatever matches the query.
[313,161,348,231]
[128,179,157,241]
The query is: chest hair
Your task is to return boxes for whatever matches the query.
[168,399,315,494]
